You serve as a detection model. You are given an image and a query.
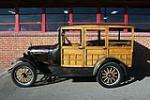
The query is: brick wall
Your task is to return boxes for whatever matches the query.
[0,33,58,69]
[0,32,150,69]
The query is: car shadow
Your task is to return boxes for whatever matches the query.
[116,41,150,88]
[32,41,150,88]
[128,41,150,81]
[33,75,69,87]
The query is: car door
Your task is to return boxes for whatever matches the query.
[61,29,84,67]
[84,27,107,67]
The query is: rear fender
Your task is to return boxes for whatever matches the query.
[93,57,127,77]
[93,58,106,76]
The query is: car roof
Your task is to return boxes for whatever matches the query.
[60,24,134,30]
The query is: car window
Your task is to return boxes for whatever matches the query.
[86,30,105,46]
[62,29,82,46]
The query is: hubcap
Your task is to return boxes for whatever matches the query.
[100,66,120,86]
[14,66,34,85]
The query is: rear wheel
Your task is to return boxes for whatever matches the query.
[11,61,37,87]
[96,62,124,88]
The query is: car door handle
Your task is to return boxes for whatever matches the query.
[103,47,107,50]
[78,46,84,49]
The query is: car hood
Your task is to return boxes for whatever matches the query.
[28,44,59,50]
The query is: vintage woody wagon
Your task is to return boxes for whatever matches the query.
[11,25,134,88]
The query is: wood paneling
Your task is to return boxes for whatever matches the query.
[86,49,106,66]
[62,49,83,67]
[109,48,132,65]
[61,25,134,68]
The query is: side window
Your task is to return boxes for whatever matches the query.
[62,29,82,46]
[108,28,132,46]
[86,30,105,46]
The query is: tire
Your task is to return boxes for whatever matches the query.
[11,61,37,88]
[96,62,124,88]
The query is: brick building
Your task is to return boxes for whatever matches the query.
[0,0,150,69]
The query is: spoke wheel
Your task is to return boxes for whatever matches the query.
[11,61,37,87]
[15,66,33,85]
[101,66,120,85]
[96,62,124,88]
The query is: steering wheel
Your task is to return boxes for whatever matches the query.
[63,35,72,46]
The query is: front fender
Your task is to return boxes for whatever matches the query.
[14,54,51,74]
[12,53,38,69]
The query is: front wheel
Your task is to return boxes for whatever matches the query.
[96,62,124,88]
[11,61,37,87]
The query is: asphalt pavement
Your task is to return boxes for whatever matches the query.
[1,72,150,100]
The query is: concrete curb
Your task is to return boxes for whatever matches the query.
[0,68,12,77]
[0,70,8,77]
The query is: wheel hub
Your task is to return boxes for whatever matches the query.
[22,73,27,78]
[107,73,112,78]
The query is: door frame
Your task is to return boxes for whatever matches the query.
[60,28,84,67]
[83,27,108,67]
